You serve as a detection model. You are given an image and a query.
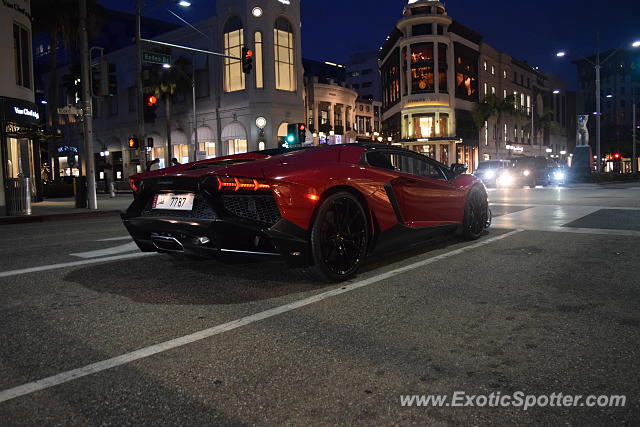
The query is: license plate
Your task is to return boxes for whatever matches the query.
[152,193,195,211]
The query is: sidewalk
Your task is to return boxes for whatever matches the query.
[0,194,133,225]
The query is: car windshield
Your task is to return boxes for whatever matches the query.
[477,162,503,170]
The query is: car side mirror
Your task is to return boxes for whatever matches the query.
[451,163,468,175]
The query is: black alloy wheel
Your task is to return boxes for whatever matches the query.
[463,186,489,240]
[310,192,369,282]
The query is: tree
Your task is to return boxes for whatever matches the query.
[472,94,517,159]
[31,0,105,135]
[145,57,193,166]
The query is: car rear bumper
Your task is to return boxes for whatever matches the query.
[122,214,311,267]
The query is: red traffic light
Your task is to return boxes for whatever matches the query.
[244,49,253,59]
[299,124,306,131]
[613,153,621,159]
[146,95,157,107]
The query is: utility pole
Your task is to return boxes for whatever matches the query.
[595,59,602,172]
[136,0,147,172]
[79,0,98,210]
[633,92,637,173]
[192,58,198,162]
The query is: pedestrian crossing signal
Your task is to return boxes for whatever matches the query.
[128,137,140,149]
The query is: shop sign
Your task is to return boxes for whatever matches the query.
[57,146,79,154]
[13,106,39,120]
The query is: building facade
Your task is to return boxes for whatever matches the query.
[1,0,40,214]
[346,51,383,102]
[303,59,381,145]
[379,0,569,170]
[41,0,305,179]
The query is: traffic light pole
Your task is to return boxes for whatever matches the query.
[80,0,98,210]
[136,0,147,172]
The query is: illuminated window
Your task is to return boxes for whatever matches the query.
[455,44,478,101]
[255,31,263,89]
[227,138,247,155]
[274,17,296,92]
[13,23,31,89]
[439,113,449,137]
[382,48,400,110]
[411,43,434,93]
[491,65,495,75]
[413,114,435,138]
[223,17,245,92]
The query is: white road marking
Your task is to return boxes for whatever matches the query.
[0,252,157,279]
[490,203,640,211]
[70,242,139,259]
[97,236,132,242]
[0,230,522,404]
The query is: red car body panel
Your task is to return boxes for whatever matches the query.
[124,144,486,267]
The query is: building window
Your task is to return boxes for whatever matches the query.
[413,114,436,138]
[13,23,31,89]
[411,43,435,93]
[503,89,507,99]
[402,46,408,96]
[484,83,488,96]
[491,65,495,75]
[503,69,507,79]
[437,25,445,35]
[454,43,478,101]
[274,17,296,92]
[483,61,487,71]
[439,113,449,137]
[491,86,496,95]
[255,31,263,89]
[223,16,245,92]
[438,43,448,93]
[228,139,247,155]
[382,48,400,111]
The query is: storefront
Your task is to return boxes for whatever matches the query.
[1,97,43,212]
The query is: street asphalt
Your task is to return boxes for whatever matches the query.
[0,183,639,425]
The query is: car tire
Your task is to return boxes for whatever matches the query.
[462,186,489,241]
[309,191,369,283]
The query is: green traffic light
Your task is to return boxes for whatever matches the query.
[287,135,295,143]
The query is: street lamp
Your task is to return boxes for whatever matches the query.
[556,40,640,172]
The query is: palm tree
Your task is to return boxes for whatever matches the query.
[31,0,104,135]
[472,94,517,159]
[145,57,193,166]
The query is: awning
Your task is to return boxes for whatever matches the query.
[221,122,246,140]
[170,129,188,146]
[193,126,214,142]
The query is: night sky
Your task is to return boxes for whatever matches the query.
[99,0,640,88]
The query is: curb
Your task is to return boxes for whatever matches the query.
[0,210,122,226]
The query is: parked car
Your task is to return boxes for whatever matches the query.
[473,160,512,187]
[122,143,491,282]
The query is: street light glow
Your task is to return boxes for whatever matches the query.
[553,90,560,94]
[177,1,191,6]
[556,51,566,57]
[632,41,640,48]
[163,63,171,68]
[606,94,614,98]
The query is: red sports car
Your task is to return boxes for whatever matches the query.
[122,143,490,282]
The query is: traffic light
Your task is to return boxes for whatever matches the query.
[128,137,139,150]
[286,123,298,145]
[144,93,157,123]
[242,47,253,74]
[147,137,154,148]
[297,124,306,144]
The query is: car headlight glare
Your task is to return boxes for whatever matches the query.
[554,171,565,180]
[485,170,495,179]
[523,170,531,177]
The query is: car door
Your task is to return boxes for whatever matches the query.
[367,150,460,228]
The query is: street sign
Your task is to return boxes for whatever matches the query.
[57,106,83,115]
[143,51,171,65]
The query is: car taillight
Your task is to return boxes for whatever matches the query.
[216,176,271,192]
[129,178,140,193]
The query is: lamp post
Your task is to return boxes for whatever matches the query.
[556,40,639,172]
[633,91,637,173]
[136,0,192,170]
